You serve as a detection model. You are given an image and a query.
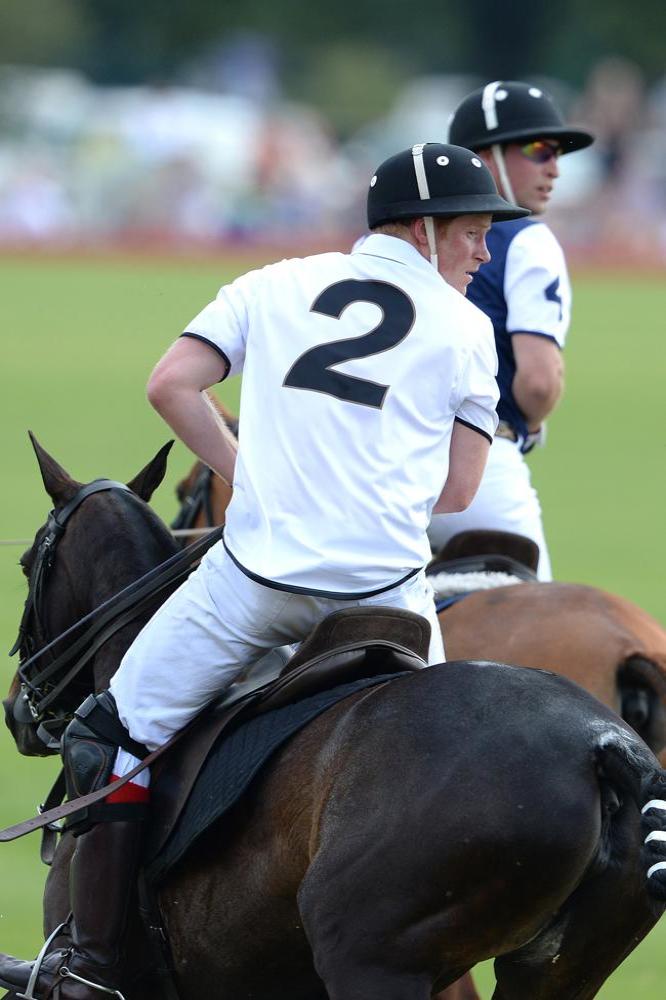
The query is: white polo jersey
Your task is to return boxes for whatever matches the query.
[183,233,499,596]
[468,218,570,441]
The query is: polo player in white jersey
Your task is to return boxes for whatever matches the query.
[428,81,594,579]
[0,142,528,999]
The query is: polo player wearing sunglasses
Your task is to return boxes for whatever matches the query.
[428,80,594,580]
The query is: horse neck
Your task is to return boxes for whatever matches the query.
[62,494,179,692]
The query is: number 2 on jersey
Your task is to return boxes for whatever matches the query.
[283,279,415,408]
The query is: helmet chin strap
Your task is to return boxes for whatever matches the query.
[423,216,438,270]
[411,143,439,270]
[491,143,517,205]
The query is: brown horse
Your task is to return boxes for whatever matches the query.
[442,582,666,763]
[173,441,666,1000]
[3,437,666,1000]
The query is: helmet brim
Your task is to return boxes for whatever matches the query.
[372,193,530,227]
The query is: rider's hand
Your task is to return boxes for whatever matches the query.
[521,425,546,455]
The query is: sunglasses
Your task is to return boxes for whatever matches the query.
[518,140,562,163]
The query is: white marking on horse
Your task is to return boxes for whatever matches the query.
[593,725,649,769]
[642,799,666,815]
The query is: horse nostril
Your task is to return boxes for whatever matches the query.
[2,698,19,739]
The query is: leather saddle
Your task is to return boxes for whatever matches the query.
[428,529,539,581]
[146,606,430,861]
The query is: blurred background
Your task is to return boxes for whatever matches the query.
[1,0,666,261]
[1,4,666,999]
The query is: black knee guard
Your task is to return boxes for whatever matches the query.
[62,691,149,835]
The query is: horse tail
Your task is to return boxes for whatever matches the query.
[594,728,666,904]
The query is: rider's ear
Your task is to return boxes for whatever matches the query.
[28,431,81,507]
[127,441,174,502]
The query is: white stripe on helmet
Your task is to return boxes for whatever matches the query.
[411,143,438,270]
[481,81,503,131]
[481,84,517,204]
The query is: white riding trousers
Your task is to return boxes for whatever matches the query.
[110,547,444,773]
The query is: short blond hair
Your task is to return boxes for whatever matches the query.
[370,218,454,238]
[369,221,413,237]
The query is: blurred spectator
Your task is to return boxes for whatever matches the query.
[565,56,666,261]
[0,61,663,261]
[186,31,281,106]
[574,57,646,184]
[0,156,74,240]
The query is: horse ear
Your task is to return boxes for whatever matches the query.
[127,441,174,502]
[28,431,81,506]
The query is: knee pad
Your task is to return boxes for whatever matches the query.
[62,691,149,835]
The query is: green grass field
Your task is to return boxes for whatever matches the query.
[0,254,665,996]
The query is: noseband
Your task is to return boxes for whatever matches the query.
[10,479,224,748]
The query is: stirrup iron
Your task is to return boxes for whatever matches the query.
[59,966,126,998]
[16,921,67,999]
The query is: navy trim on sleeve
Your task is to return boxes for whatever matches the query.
[180,332,231,380]
[454,416,493,445]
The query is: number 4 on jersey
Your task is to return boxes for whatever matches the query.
[283,279,415,408]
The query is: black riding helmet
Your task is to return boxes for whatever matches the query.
[367,142,529,229]
[448,81,594,154]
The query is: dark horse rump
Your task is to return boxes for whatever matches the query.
[145,670,408,883]
[3,439,666,1000]
[36,666,666,1000]
[156,660,666,1000]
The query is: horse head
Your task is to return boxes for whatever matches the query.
[4,433,178,757]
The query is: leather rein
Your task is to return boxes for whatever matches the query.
[10,479,223,748]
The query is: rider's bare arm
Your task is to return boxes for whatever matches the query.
[432,421,490,514]
[511,333,564,431]
[147,336,238,487]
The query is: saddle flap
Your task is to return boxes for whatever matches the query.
[147,607,428,862]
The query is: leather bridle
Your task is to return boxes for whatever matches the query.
[9,480,223,748]
[171,464,215,534]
